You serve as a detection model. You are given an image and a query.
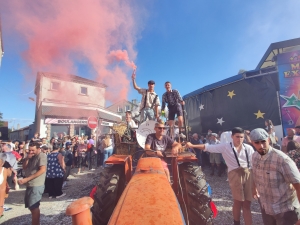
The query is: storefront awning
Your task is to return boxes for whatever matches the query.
[41,106,122,122]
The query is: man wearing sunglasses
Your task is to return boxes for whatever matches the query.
[132,71,160,122]
[144,122,181,181]
[186,127,255,225]
[250,128,300,225]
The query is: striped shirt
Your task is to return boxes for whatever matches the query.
[161,89,183,111]
[252,147,300,215]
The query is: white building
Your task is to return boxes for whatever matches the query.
[34,72,121,139]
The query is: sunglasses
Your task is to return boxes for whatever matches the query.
[254,140,267,145]
[156,127,166,130]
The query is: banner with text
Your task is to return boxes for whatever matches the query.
[277,50,300,135]
[45,118,114,126]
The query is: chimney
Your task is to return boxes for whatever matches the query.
[132,99,137,105]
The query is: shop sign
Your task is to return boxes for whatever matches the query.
[45,118,87,124]
[101,121,114,126]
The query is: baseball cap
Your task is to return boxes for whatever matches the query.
[249,128,269,141]
[148,80,155,84]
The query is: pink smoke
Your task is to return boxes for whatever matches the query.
[108,50,137,70]
[1,0,143,102]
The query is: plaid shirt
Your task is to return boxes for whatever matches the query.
[161,89,183,111]
[138,89,160,110]
[252,147,300,215]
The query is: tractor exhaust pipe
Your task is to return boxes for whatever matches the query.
[66,197,94,225]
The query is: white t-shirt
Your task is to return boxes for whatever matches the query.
[128,120,138,129]
[204,142,255,172]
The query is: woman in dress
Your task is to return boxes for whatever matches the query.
[45,144,66,199]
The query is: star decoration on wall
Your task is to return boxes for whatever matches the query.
[217,117,225,125]
[254,110,265,119]
[280,93,300,110]
[227,90,236,99]
[199,104,204,110]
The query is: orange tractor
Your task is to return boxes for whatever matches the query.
[66,122,217,225]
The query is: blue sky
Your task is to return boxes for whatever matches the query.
[1,0,300,129]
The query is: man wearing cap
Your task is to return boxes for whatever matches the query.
[250,128,300,225]
[132,72,160,122]
[2,143,18,190]
[161,81,185,135]
[186,127,255,225]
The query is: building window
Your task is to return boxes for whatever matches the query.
[125,105,130,111]
[80,87,88,95]
[117,106,123,113]
[51,82,60,91]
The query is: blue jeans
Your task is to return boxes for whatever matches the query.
[103,147,113,167]
[194,149,202,166]
[141,107,155,122]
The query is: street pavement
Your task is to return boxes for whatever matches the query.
[1,166,263,225]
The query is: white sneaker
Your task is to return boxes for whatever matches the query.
[56,193,66,199]
[91,169,95,171]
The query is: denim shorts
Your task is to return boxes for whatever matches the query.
[24,185,45,210]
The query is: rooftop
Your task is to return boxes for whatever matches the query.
[256,37,300,69]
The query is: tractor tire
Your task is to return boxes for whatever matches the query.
[178,162,214,225]
[91,165,125,225]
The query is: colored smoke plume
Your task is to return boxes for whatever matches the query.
[1,0,143,102]
[108,50,137,70]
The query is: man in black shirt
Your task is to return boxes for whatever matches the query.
[161,81,185,135]
[145,121,181,181]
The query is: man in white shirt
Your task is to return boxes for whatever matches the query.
[125,111,138,129]
[186,127,255,225]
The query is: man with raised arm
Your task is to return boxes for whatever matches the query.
[144,121,181,181]
[186,127,255,225]
[131,71,160,122]
[161,81,185,133]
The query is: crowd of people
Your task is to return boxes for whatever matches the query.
[1,69,300,225]
[0,132,115,224]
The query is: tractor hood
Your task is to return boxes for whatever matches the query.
[108,158,186,225]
